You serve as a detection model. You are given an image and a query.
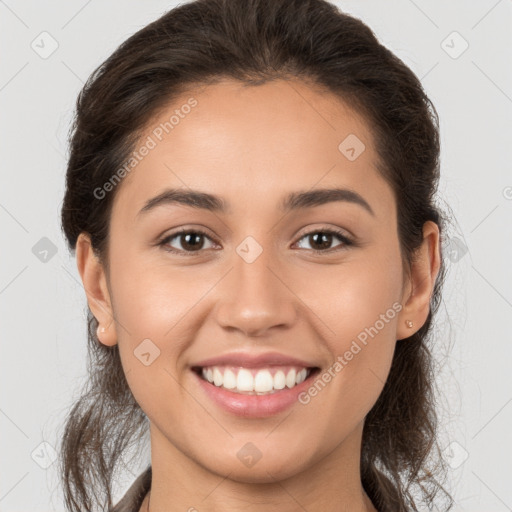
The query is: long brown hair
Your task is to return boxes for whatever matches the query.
[59,0,454,510]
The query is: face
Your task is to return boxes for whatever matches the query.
[79,78,430,484]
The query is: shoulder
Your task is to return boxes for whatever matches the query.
[111,466,152,512]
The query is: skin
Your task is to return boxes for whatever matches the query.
[76,78,440,512]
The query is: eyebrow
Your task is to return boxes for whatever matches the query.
[137,187,375,218]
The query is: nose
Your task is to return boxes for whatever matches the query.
[214,248,297,338]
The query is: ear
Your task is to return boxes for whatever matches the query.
[75,232,118,346]
[396,220,441,341]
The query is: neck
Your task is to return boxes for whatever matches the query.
[143,421,378,512]
[143,490,376,512]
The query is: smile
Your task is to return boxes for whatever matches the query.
[191,364,321,418]
[195,365,316,395]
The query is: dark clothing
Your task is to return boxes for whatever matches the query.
[112,466,151,512]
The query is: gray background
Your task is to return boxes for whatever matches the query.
[1,1,511,510]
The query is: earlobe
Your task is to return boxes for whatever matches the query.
[396,221,441,341]
[75,232,118,346]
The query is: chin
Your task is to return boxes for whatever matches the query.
[199,449,311,484]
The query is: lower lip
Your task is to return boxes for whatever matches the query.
[192,368,319,418]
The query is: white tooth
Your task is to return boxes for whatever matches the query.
[254,369,273,392]
[273,370,286,390]
[295,368,307,384]
[223,369,237,389]
[285,368,297,388]
[213,367,223,386]
[202,366,309,393]
[237,368,254,391]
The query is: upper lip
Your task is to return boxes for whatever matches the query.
[191,351,318,369]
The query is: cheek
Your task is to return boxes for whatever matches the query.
[294,245,403,391]
[296,251,403,344]
[292,262,402,433]
[106,246,191,401]
[109,243,210,339]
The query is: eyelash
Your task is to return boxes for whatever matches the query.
[158,227,355,256]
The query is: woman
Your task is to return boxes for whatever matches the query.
[59,0,454,510]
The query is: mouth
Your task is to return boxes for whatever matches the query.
[191,365,321,396]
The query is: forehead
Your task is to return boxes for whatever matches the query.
[111,78,394,223]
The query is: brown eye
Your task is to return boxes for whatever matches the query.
[158,227,354,256]
[177,232,205,251]
[294,229,353,253]
[159,229,216,255]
